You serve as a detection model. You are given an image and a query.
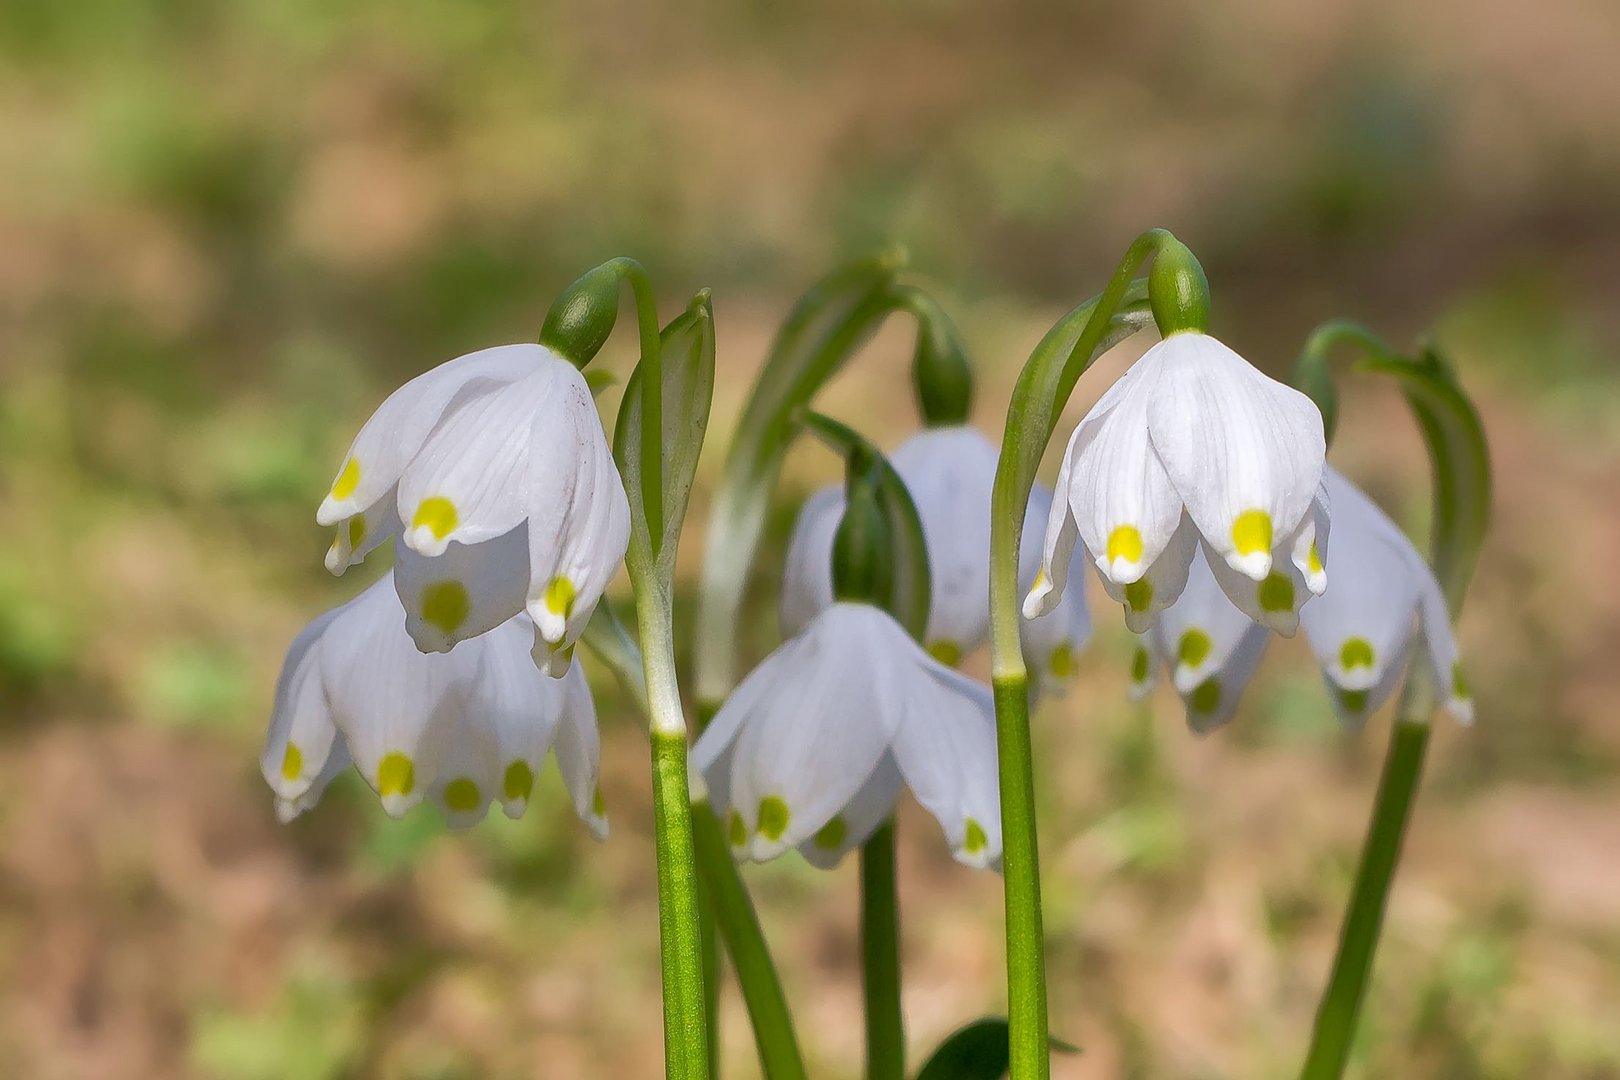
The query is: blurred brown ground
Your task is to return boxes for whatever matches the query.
[1,1,1618,1078]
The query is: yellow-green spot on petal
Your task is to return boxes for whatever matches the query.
[1452,663,1470,701]
[1232,509,1273,556]
[280,743,303,782]
[543,576,577,619]
[757,796,790,841]
[1130,644,1152,684]
[813,816,847,851]
[928,640,963,666]
[1189,678,1222,714]
[421,580,471,635]
[1106,525,1144,566]
[443,778,480,813]
[1031,568,1048,592]
[503,761,535,802]
[1339,637,1375,671]
[1124,576,1153,612]
[330,458,360,501]
[1338,687,1370,714]
[347,513,366,549]
[593,786,606,818]
[726,809,748,848]
[1307,542,1323,576]
[1258,572,1294,613]
[411,496,458,540]
[964,818,988,855]
[1177,628,1213,669]
[377,752,415,797]
[1048,645,1075,681]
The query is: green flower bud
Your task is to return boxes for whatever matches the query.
[1148,235,1211,337]
[831,474,893,607]
[912,310,974,427]
[540,262,622,367]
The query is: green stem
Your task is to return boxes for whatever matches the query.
[609,256,666,548]
[1293,331,1490,1080]
[699,876,722,1080]
[988,234,1167,1080]
[861,822,904,1080]
[1299,718,1429,1079]
[692,799,810,1080]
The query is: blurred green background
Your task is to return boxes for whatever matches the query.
[2,1,1618,1077]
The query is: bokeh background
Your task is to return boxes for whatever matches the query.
[3,1,1619,1077]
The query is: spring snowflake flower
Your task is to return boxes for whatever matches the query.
[1135,467,1473,731]
[261,573,607,833]
[316,344,629,675]
[779,426,1092,692]
[692,602,1002,870]
[1024,331,1328,632]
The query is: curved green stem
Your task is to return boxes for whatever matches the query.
[1295,330,1491,1080]
[582,609,807,1080]
[988,233,1168,1080]
[861,821,904,1080]
[606,257,667,549]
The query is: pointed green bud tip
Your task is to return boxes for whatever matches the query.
[913,316,974,427]
[540,262,622,367]
[1148,234,1211,337]
[831,480,893,606]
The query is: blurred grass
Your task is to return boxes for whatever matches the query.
[1,0,1619,1077]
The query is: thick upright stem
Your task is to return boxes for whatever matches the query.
[861,822,904,1080]
[637,587,709,1080]
[1299,719,1429,1079]
[990,674,1044,1078]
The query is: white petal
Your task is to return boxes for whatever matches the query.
[393,523,529,653]
[317,574,481,817]
[1177,622,1270,735]
[1322,652,1408,730]
[1019,486,1092,694]
[1148,548,1263,694]
[262,604,347,802]
[524,369,631,667]
[275,738,351,823]
[1200,532,1314,637]
[1095,513,1199,633]
[795,754,903,870]
[779,484,843,639]
[324,485,403,576]
[1145,333,1326,581]
[727,605,904,861]
[1298,469,1425,690]
[890,660,1002,870]
[469,617,565,820]
[318,344,544,526]
[1290,482,1332,597]
[1022,444,1082,620]
[397,365,563,556]
[891,426,999,656]
[1061,353,1186,586]
[551,657,608,837]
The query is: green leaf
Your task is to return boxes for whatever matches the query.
[915,1018,1079,1080]
[691,253,904,705]
[614,290,716,577]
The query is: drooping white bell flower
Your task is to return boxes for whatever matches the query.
[315,343,630,675]
[1017,486,1093,695]
[779,425,1091,686]
[1132,467,1473,731]
[261,573,607,833]
[1298,467,1473,727]
[693,601,1002,870]
[1024,331,1328,628]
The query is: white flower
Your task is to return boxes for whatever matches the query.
[692,602,1002,870]
[1135,467,1472,731]
[260,573,607,833]
[1024,331,1327,631]
[779,425,1091,687]
[316,344,630,675]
